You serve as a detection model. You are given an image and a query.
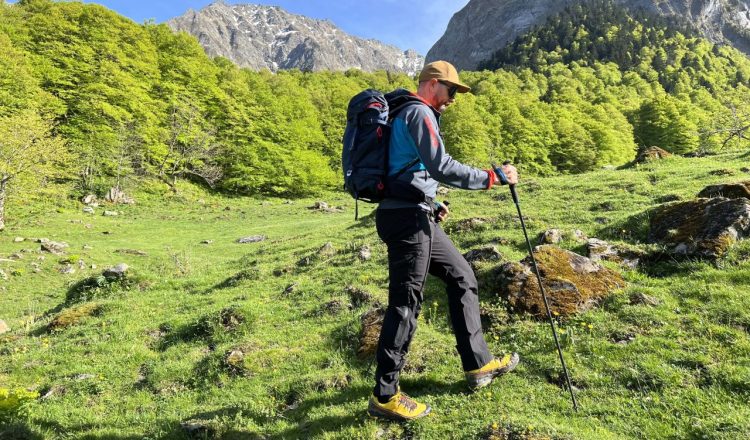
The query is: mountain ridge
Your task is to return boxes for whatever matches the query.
[167,1,424,74]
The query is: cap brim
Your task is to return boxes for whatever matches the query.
[444,81,471,93]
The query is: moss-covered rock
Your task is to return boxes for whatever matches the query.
[48,303,102,331]
[497,245,625,318]
[697,181,750,200]
[636,146,672,162]
[648,197,750,259]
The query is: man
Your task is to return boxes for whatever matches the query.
[367,61,520,421]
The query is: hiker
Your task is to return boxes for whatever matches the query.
[367,60,521,421]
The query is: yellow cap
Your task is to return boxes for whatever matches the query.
[418,60,471,93]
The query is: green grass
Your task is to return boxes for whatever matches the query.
[1,152,750,439]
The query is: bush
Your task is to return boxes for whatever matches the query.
[0,387,38,421]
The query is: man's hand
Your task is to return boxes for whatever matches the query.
[501,163,519,185]
[435,201,450,222]
[492,162,519,185]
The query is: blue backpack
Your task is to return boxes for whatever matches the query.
[342,89,420,218]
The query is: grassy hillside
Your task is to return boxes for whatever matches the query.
[1,152,750,439]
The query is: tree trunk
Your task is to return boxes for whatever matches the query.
[0,180,6,231]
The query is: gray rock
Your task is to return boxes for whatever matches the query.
[649,197,750,259]
[103,263,129,280]
[358,245,371,261]
[237,235,265,244]
[0,319,9,334]
[13,237,24,243]
[103,210,119,217]
[104,187,135,204]
[8,253,23,260]
[40,240,68,255]
[309,201,329,210]
[82,194,97,205]
[168,2,424,75]
[201,240,214,244]
[540,229,563,244]
[587,238,642,269]
[0,269,8,280]
[697,181,750,200]
[83,206,95,214]
[115,249,148,256]
[463,246,502,263]
[572,229,588,242]
[58,265,75,275]
[629,291,662,307]
[74,373,95,381]
[318,242,336,257]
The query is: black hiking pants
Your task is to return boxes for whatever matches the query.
[373,207,493,398]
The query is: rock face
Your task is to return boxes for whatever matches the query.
[168,2,424,74]
[427,0,750,70]
[498,245,625,317]
[648,197,750,258]
[697,181,750,199]
[587,238,644,269]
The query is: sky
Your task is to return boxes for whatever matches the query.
[9,0,472,55]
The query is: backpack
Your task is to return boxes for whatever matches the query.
[341,89,420,218]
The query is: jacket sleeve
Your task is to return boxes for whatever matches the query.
[407,106,494,190]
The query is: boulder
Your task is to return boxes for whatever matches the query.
[697,181,750,200]
[103,263,129,280]
[104,187,135,204]
[497,245,625,317]
[357,306,385,359]
[450,217,487,233]
[587,238,643,269]
[648,197,750,259]
[346,285,374,308]
[40,240,68,255]
[82,207,95,214]
[82,194,97,205]
[629,291,662,307]
[539,229,563,244]
[103,210,119,217]
[237,235,265,244]
[317,242,336,258]
[636,146,672,163]
[0,319,9,334]
[358,245,371,261]
[463,246,502,271]
[572,229,588,242]
[13,237,24,243]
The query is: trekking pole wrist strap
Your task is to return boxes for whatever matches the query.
[491,163,509,185]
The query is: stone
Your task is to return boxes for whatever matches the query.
[40,240,68,255]
[587,238,643,269]
[309,201,329,210]
[629,291,662,307]
[648,197,750,259]
[346,285,374,308]
[283,283,298,295]
[13,237,24,243]
[82,206,95,214]
[104,187,135,204]
[709,168,736,176]
[200,240,214,244]
[636,146,672,162]
[0,319,9,334]
[450,217,487,233]
[539,229,563,244]
[317,242,336,257]
[358,245,371,261]
[237,235,265,244]
[83,245,93,250]
[224,349,246,375]
[82,194,97,205]
[437,186,450,195]
[74,373,96,381]
[463,246,502,264]
[103,263,129,280]
[358,307,385,359]
[497,245,625,317]
[697,181,750,200]
[8,253,23,260]
[115,249,148,256]
[58,265,75,275]
[0,269,8,280]
[572,229,588,242]
[103,210,119,216]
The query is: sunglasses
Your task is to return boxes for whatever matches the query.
[438,80,458,99]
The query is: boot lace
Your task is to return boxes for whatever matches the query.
[397,393,418,412]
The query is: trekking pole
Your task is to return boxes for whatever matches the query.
[494,162,579,412]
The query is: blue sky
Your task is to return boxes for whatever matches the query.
[10,1,471,54]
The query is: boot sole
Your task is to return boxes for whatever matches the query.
[466,352,520,390]
[367,401,431,421]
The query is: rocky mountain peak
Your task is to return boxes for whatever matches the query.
[427,0,750,70]
[168,2,424,74]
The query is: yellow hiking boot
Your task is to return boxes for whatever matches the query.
[367,391,431,421]
[465,352,520,390]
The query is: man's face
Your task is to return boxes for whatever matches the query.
[433,80,457,111]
